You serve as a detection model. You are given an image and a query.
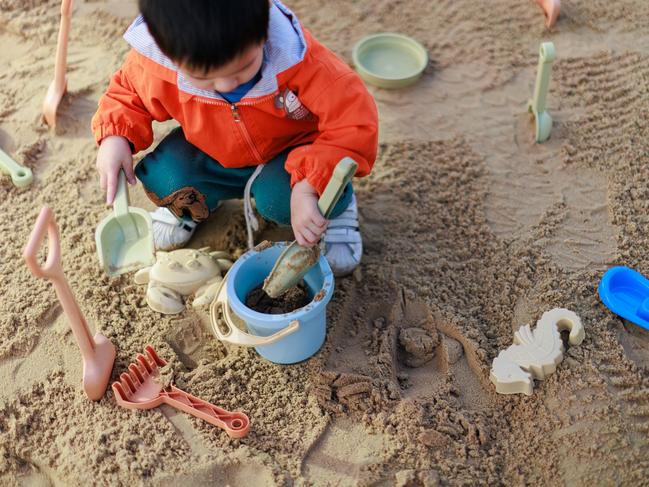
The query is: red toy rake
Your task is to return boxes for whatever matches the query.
[112,346,250,438]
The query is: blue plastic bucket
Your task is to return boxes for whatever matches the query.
[225,242,334,364]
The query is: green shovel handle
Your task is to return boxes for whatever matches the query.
[0,147,33,188]
[317,157,358,218]
[113,170,130,215]
[530,41,556,115]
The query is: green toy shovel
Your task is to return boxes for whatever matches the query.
[95,171,155,276]
[527,41,556,143]
[262,157,358,298]
[0,146,33,188]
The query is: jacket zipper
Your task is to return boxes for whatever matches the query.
[193,94,275,165]
[230,104,263,163]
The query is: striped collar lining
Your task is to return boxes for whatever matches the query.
[123,0,307,102]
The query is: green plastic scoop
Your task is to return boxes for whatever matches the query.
[527,41,556,143]
[0,146,33,188]
[95,171,155,276]
[262,157,358,298]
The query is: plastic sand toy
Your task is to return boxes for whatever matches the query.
[535,0,560,28]
[134,247,233,314]
[42,0,73,129]
[263,157,357,298]
[112,346,250,438]
[490,308,584,395]
[210,241,334,364]
[352,33,428,89]
[0,145,33,188]
[599,266,649,331]
[24,207,115,401]
[95,170,155,277]
[527,41,556,143]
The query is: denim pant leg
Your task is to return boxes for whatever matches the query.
[134,127,255,222]
[252,150,354,226]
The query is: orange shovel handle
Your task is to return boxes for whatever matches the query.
[161,386,250,438]
[23,207,97,359]
[23,207,63,279]
[54,0,73,93]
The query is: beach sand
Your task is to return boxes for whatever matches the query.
[1,0,649,485]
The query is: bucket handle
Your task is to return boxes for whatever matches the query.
[209,271,300,347]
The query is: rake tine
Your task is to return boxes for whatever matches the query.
[120,372,137,394]
[112,382,127,400]
[128,364,144,384]
[145,345,166,366]
[137,354,152,373]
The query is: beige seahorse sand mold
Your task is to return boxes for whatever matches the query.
[134,247,233,315]
[490,308,585,396]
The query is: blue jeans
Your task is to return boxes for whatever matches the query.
[134,127,353,224]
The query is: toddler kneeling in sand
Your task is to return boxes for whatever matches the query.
[91,0,378,276]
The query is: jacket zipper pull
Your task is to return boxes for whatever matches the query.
[230,104,241,122]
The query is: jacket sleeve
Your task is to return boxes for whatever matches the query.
[91,49,171,152]
[284,70,378,195]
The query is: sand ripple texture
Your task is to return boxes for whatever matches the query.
[1,0,649,485]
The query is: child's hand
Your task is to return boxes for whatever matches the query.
[290,179,328,247]
[96,135,136,205]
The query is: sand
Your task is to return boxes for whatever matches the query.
[246,283,311,315]
[1,0,649,485]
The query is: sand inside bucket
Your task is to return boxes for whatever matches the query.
[245,281,311,314]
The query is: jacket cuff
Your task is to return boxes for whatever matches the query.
[93,123,145,153]
[286,146,351,195]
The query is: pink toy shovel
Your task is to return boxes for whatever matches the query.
[535,0,560,28]
[42,0,73,128]
[23,207,115,400]
[112,346,250,439]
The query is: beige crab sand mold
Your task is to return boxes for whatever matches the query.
[490,308,585,395]
[134,247,233,315]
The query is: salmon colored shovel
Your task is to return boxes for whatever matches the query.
[42,0,73,128]
[23,207,116,401]
[535,0,560,28]
[112,346,250,439]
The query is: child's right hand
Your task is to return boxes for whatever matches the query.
[96,135,136,204]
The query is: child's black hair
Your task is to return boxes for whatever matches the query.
[139,0,269,72]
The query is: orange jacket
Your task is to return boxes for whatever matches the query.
[91,1,378,195]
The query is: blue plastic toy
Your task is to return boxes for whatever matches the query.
[210,242,334,364]
[598,266,649,330]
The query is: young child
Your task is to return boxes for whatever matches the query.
[91,0,378,276]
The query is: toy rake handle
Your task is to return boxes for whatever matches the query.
[532,42,556,114]
[54,0,73,92]
[162,386,250,438]
[23,207,97,359]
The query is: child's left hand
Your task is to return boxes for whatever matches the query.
[290,179,328,247]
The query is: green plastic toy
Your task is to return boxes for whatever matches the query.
[352,33,428,89]
[528,41,556,143]
[263,157,358,298]
[95,170,155,276]
[0,146,33,188]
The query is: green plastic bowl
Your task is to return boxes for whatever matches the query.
[352,33,428,89]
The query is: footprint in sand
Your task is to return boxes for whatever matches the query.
[302,418,392,486]
[322,285,492,410]
[0,305,84,402]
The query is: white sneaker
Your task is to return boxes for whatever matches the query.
[323,194,362,276]
[150,207,197,250]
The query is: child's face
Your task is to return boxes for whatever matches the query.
[178,43,264,93]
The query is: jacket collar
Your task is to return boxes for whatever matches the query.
[123,0,307,102]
